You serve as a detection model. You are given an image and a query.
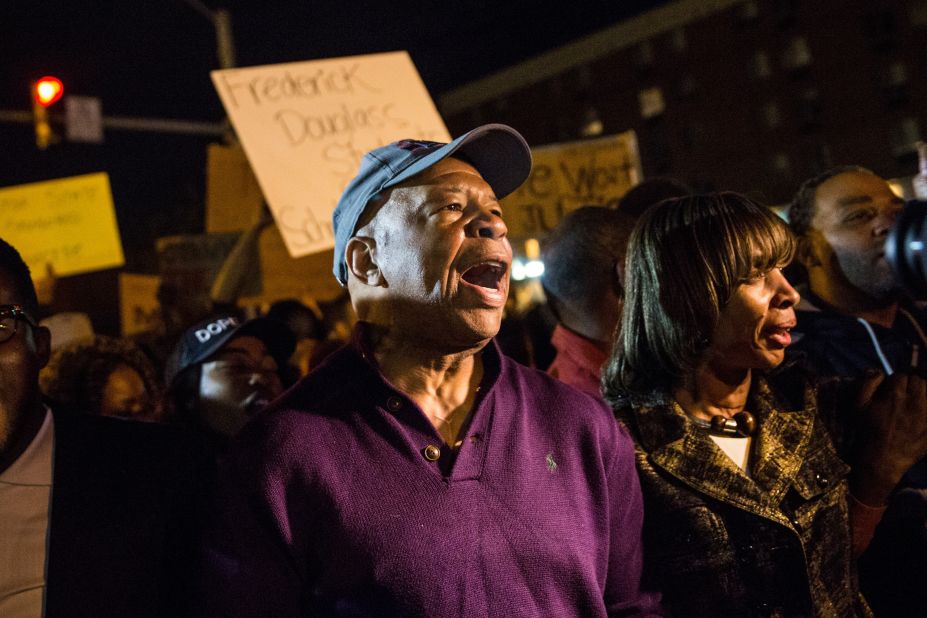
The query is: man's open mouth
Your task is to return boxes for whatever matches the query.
[461,261,507,291]
[242,392,271,416]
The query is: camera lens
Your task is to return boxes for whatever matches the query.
[885,200,927,298]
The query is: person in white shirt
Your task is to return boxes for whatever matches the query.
[0,236,206,618]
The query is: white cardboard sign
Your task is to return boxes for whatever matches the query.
[212,52,450,258]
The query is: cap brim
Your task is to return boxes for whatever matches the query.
[384,123,532,199]
[235,317,296,366]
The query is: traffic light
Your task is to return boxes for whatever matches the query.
[32,76,64,149]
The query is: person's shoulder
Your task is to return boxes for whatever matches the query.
[239,344,373,445]
[499,356,627,441]
[53,406,192,447]
[51,407,210,483]
[503,355,608,406]
[274,343,365,406]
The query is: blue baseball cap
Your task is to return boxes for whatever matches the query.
[331,123,532,286]
[164,314,295,387]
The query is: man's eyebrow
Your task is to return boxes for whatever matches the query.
[434,185,499,202]
[836,195,873,207]
[836,194,904,207]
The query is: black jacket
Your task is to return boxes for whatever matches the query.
[790,296,927,379]
[44,407,211,617]
[788,294,927,618]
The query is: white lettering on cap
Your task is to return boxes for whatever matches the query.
[193,317,240,344]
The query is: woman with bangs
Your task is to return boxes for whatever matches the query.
[603,193,877,616]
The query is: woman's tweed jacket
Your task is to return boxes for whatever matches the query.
[613,367,871,617]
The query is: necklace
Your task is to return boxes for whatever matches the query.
[690,411,757,437]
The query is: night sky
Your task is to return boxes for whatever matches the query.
[1,0,668,271]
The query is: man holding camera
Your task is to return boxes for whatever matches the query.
[788,165,927,616]
[788,166,923,376]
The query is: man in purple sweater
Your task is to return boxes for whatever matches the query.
[200,124,662,616]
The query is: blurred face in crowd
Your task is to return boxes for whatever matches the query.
[356,157,512,346]
[99,363,150,419]
[807,170,905,301]
[197,335,283,439]
[0,271,50,454]
[707,267,800,378]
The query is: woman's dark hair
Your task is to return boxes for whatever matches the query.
[41,335,162,418]
[602,192,795,404]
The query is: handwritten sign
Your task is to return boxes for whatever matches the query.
[119,273,161,337]
[0,173,124,277]
[212,52,450,258]
[502,132,642,239]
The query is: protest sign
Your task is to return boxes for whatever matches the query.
[212,51,450,258]
[119,273,161,337]
[242,227,344,305]
[205,144,343,304]
[0,173,124,277]
[502,132,642,240]
[206,143,265,233]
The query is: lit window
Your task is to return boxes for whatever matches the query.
[782,37,812,70]
[579,107,604,138]
[639,87,665,119]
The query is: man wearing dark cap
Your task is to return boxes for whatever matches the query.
[200,125,661,616]
[165,313,294,449]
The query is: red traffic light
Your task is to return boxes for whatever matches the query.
[34,76,64,107]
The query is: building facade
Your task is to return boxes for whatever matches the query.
[440,0,927,203]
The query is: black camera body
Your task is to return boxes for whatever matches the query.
[885,199,927,298]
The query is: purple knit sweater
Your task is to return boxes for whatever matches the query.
[200,326,662,616]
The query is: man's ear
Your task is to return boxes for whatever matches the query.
[614,258,626,298]
[346,237,385,286]
[797,233,823,269]
[33,325,51,369]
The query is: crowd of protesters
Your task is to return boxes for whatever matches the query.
[1,122,925,617]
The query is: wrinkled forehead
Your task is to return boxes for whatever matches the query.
[365,157,492,224]
[391,156,487,194]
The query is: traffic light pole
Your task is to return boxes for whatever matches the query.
[4,4,235,142]
[0,109,225,137]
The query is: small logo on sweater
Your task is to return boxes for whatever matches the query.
[546,452,558,473]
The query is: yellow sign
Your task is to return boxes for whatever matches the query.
[502,132,642,240]
[205,144,344,304]
[206,143,265,234]
[119,273,161,337]
[212,52,450,258]
[0,173,125,277]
